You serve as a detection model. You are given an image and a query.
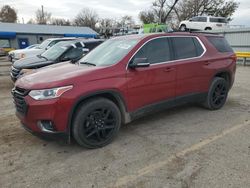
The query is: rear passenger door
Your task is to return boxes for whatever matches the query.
[126,37,176,111]
[170,36,208,98]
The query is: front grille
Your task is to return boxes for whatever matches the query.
[12,87,29,115]
[11,66,21,78]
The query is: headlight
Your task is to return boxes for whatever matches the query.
[19,53,25,59]
[29,86,73,100]
[20,69,33,75]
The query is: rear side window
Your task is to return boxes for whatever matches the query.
[210,18,227,23]
[134,38,172,64]
[171,37,204,60]
[207,36,233,53]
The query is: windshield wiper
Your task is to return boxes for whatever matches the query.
[80,62,96,66]
[38,54,48,61]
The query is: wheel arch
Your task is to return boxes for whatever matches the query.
[67,90,130,141]
[212,70,232,87]
[205,27,212,30]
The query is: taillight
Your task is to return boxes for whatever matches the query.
[231,54,237,62]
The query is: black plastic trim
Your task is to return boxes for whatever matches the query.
[130,93,207,121]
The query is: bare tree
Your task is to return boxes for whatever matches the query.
[139,10,156,24]
[35,6,52,25]
[74,8,98,29]
[0,5,17,23]
[51,18,71,26]
[174,0,239,22]
[139,0,238,26]
[99,18,116,28]
[27,18,35,24]
[139,0,175,24]
[117,15,135,28]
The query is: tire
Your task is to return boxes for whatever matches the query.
[179,24,187,31]
[72,97,121,148]
[203,77,229,110]
[205,27,212,30]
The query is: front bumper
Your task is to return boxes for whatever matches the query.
[13,89,73,142]
[22,123,69,142]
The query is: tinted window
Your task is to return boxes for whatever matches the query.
[198,17,207,22]
[191,17,199,22]
[63,47,83,59]
[210,18,227,23]
[85,42,102,51]
[172,37,203,59]
[133,38,171,64]
[207,36,233,53]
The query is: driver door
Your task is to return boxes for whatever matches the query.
[126,37,176,112]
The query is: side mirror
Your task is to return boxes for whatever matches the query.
[129,58,150,69]
[189,19,193,22]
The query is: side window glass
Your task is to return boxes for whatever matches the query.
[192,17,199,22]
[48,40,57,47]
[198,17,207,22]
[133,38,171,64]
[63,47,83,60]
[172,37,202,59]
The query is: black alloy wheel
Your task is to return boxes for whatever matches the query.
[73,98,121,148]
[211,82,227,108]
[203,77,229,110]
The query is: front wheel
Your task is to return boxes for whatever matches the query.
[203,77,229,110]
[72,98,121,148]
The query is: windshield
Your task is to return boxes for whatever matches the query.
[38,40,51,49]
[79,38,139,66]
[41,43,69,61]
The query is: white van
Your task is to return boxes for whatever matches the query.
[179,16,228,31]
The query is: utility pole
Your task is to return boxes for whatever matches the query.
[41,5,44,24]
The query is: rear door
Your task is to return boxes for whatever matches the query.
[170,36,208,97]
[126,37,176,111]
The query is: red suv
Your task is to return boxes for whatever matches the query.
[13,32,236,148]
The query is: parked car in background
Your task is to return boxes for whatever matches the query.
[0,48,6,56]
[8,44,39,62]
[11,39,104,81]
[179,16,228,31]
[13,32,236,148]
[11,38,76,62]
[0,38,15,56]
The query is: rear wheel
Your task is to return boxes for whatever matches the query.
[203,77,229,110]
[180,24,187,31]
[72,98,121,148]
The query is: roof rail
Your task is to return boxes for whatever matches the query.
[189,30,219,35]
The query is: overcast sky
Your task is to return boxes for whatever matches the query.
[0,0,249,26]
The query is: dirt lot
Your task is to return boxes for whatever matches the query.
[0,57,250,188]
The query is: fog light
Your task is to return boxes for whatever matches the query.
[37,120,55,133]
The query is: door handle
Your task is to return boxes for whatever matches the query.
[164,67,175,72]
[204,61,211,65]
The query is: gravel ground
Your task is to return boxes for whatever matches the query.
[0,59,249,188]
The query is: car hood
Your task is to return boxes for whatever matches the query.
[14,48,44,56]
[13,56,53,69]
[15,62,103,89]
